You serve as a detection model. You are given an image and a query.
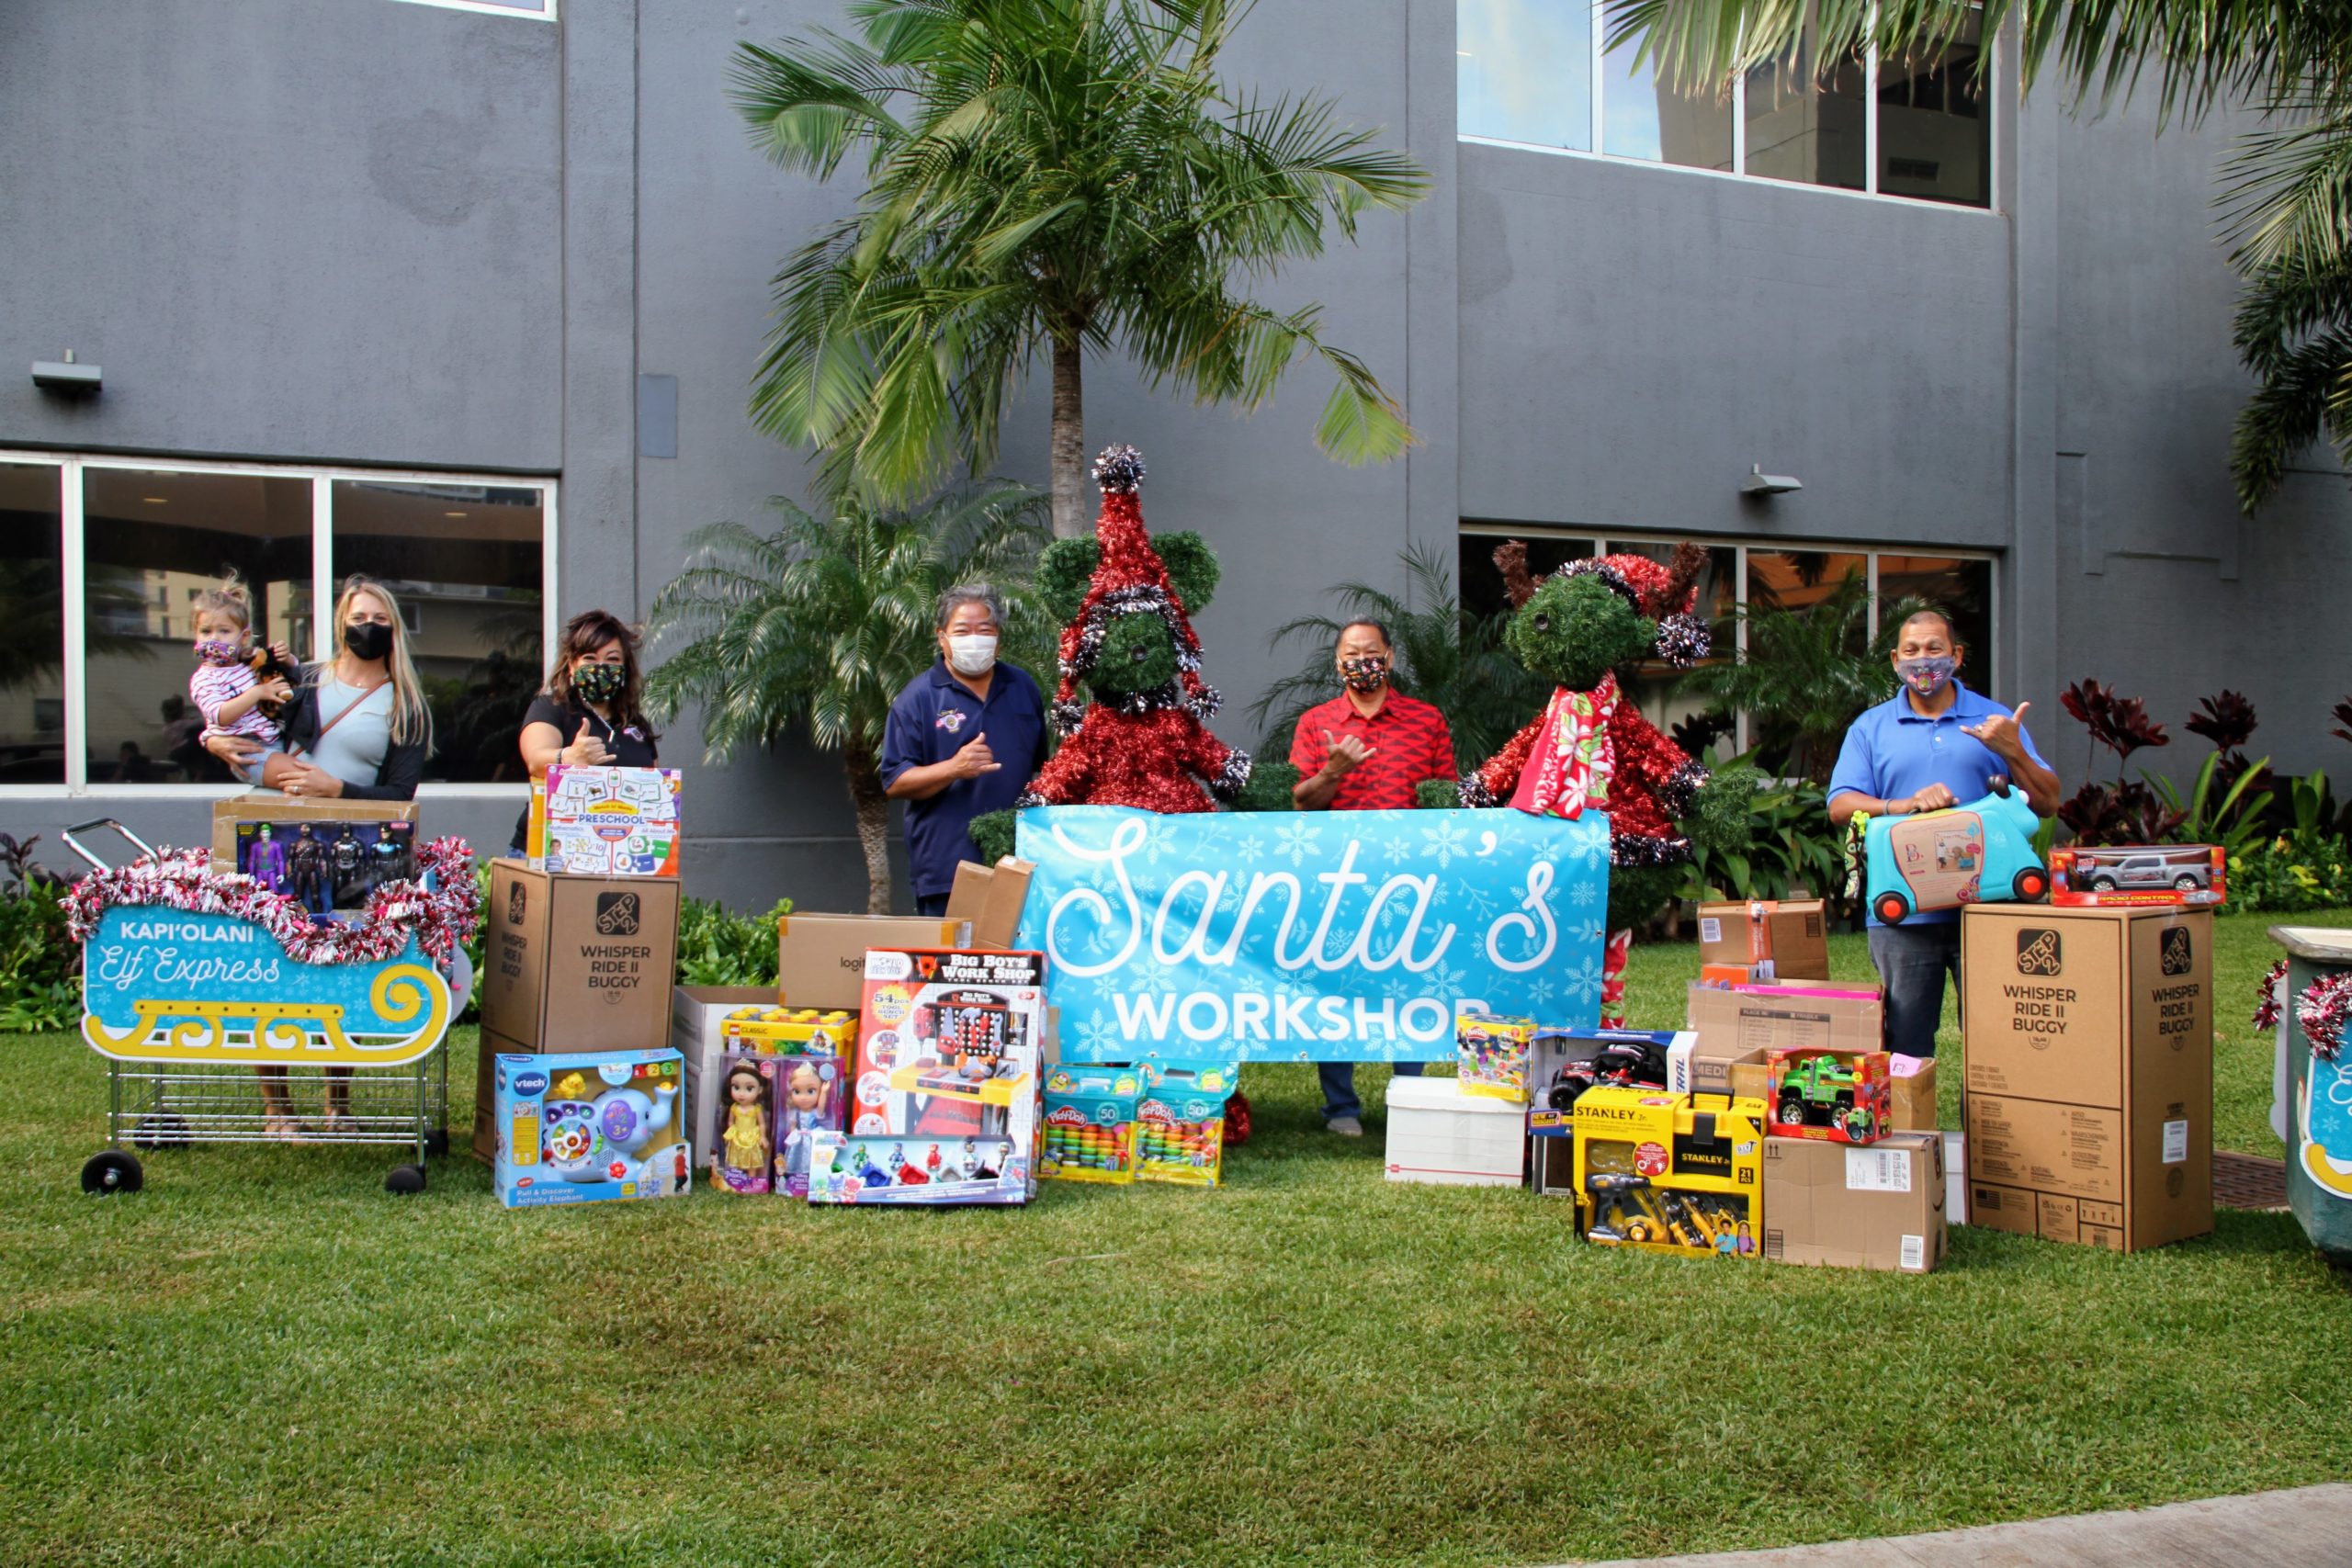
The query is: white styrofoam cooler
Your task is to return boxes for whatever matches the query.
[1385,1075,1526,1188]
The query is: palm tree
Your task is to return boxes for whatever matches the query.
[644,483,1050,912]
[1247,543,1548,771]
[1679,570,1927,784]
[729,0,1429,537]
[1614,1,2352,512]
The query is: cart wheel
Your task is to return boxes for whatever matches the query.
[386,1164,427,1195]
[2013,866,2049,901]
[133,1112,191,1150]
[424,1130,450,1157]
[1874,892,1910,925]
[82,1151,143,1195]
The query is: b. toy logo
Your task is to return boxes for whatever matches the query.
[506,881,528,925]
[595,891,641,936]
[2017,929,2063,976]
[2161,927,2193,976]
[2167,1166,2186,1197]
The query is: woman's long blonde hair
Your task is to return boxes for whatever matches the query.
[334,575,432,749]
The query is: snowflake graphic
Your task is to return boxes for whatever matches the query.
[1384,833,1419,864]
[1559,957,1603,998]
[1129,963,1181,998]
[1272,974,1317,1005]
[1231,832,1267,865]
[1420,818,1473,869]
[1272,818,1324,867]
[1072,1015,1125,1056]
[1570,879,1598,908]
[1525,976,1558,1010]
[1563,829,1608,867]
[1138,816,1183,865]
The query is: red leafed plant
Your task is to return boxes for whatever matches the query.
[2184,689,2272,801]
[2058,680,2180,846]
[2332,697,2352,747]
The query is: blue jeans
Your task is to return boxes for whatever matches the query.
[1868,921,1962,1057]
[915,892,949,917]
[1320,1060,1423,1122]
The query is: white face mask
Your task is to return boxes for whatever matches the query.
[947,633,999,677]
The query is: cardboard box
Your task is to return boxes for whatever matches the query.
[1960,903,2212,1252]
[1698,899,1831,982]
[479,860,681,1051]
[1765,1047,1894,1145]
[471,1022,530,1161]
[945,857,1036,949]
[775,912,968,1010]
[1687,982,1883,1062]
[673,985,779,1153]
[1385,1074,1525,1188]
[491,1048,691,1208]
[1572,1089,1766,1257]
[1890,1056,1939,1131]
[531,764,683,876]
[2052,844,2225,908]
[1762,1131,1948,1272]
[1666,1029,1764,1099]
[210,794,413,860]
[1456,1010,1537,1102]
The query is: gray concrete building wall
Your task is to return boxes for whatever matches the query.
[4,0,2349,908]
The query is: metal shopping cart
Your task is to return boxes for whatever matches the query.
[64,819,473,1195]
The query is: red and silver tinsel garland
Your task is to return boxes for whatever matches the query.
[2297,971,2352,1063]
[2254,958,2289,1033]
[62,836,481,967]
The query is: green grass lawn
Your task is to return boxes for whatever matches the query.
[5,911,2348,1567]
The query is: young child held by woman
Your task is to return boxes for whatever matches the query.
[187,575,300,784]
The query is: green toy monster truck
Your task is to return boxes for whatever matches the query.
[1773,1055,1879,1143]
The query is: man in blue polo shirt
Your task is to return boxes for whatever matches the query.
[881,585,1050,916]
[1827,608,2060,1057]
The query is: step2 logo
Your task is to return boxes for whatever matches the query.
[2016,928,2063,976]
[506,880,529,926]
[596,891,641,937]
[2160,926,2193,976]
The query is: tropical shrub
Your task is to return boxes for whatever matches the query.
[0,834,78,1033]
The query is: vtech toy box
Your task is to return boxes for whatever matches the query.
[493,1049,691,1208]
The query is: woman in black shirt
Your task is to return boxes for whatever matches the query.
[511,610,660,851]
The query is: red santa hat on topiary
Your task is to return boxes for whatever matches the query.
[1049,444,1218,734]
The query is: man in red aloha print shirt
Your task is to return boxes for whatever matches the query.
[1288,619,1456,1135]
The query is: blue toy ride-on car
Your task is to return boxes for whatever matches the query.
[1863,775,2048,926]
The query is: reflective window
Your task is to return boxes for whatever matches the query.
[1602,45,1733,171]
[1745,34,1867,191]
[332,480,545,784]
[1874,554,1994,665]
[1877,11,1990,205]
[83,468,311,784]
[0,464,65,784]
[1458,0,1592,152]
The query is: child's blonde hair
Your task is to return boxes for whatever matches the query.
[192,573,255,633]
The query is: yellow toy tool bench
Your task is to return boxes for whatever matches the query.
[1570,1087,1767,1258]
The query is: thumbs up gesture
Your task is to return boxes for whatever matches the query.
[562,717,615,767]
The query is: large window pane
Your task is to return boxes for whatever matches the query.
[1874,554,1994,681]
[1458,0,1593,152]
[1602,37,1733,171]
[1876,12,1990,206]
[1744,34,1867,189]
[331,480,544,784]
[1603,539,1738,760]
[1457,533,1600,622]
[0,465,65,784]
[84,468,311,784]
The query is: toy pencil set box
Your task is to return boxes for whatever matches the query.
[1134,1060,1235,1187]
[493,1049,692,1209]
[532,763,684,877]
[1456,1010,1537,1102]
[1570,1087,1765,1258]
[719,1004,858,1056]
[1040,1065,1145,1185]
[823,947,1048,1206]
[1765,1048,1892,1146]
[2051,844,2226,908]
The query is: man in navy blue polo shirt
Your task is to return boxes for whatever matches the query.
[881,585,1050,915]
[1827,608,2061,1057]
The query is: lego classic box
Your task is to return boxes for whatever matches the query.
[1960,904,2213,1252]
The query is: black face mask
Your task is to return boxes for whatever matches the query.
[344,621,393,661]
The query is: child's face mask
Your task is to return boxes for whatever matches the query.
[195,637,246,666]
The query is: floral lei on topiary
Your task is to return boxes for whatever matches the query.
[62,837,481,966]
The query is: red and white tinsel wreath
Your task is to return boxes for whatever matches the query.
[2254,958,2289,1033]
[62,837,481,967]
[2295,970,2352,1064]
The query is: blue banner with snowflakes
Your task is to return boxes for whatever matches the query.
[1013,806,1610,1062]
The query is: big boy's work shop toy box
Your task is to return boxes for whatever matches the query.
[493,1049,692,1209]
[1571,1087,1766,1258]
[816,948,1047,1206]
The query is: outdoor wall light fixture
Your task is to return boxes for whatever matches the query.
[1742,464,1802,496]
[31,350,101,397]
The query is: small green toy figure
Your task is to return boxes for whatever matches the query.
[1459,540,1752,1024]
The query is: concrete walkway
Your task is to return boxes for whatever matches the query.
[1566,1483,2352,1567]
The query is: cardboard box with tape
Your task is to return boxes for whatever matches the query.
[1762,1131,1948,1272]
[1697,898,1831,982]
[944,857,1035,949]
[1960,903,2212,1252]
[775,912,968,1010]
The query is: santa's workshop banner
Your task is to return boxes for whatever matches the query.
[1015,806,1609,1062]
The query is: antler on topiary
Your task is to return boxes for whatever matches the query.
[1493,540,1535,611]
[1658,541,1710,618]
